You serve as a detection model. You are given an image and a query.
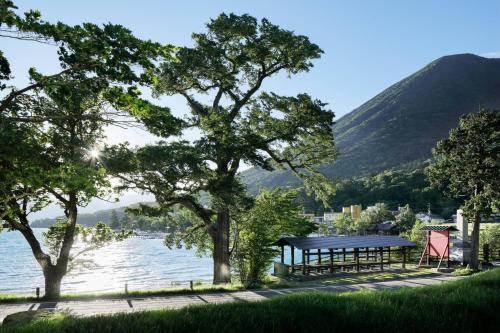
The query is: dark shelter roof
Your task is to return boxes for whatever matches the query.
[420,225,458,231]
[366,223,397,231]
[273,235,416,250]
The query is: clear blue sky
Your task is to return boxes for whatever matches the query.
[4,0,499,218]
[7,0,500,121]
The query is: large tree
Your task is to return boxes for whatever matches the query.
[106,13,337,283]
[0,1,180,297]
[426,110,500,270]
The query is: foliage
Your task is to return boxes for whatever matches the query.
[394,204,417,233]
[426,110,500,269]
[109,210,120,230]
[106,13,336,283]
[232,189,315,286]
[0,1,170,297]
[295,167,461,218]
[163,208,213,257]
[333,213,356,235]
[401,219,426,251]
[426,110,500,221]
[317,223,330,236]
[3,269,500,333]
[480,224,500,258]
[359,203,394,226]
[43,221,130,270]
[452,268,475,276]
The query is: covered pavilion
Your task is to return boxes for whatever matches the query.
[273,235,416,275]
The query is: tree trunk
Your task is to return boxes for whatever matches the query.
[212,208,231,284]
[43,266,64,299]
[468,213,481,270]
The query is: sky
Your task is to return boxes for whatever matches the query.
[3,0,500,219]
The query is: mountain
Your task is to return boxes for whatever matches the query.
[30,206,127,228]
[241,54,500,193]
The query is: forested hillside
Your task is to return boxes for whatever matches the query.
[241,54,500,192]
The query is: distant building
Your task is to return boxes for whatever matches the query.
[313,216,324,224]
[323,211,342,223]
[366,221,398,235]
[416,212,445,223]
[340,204,362,219]
[299,213,315,221]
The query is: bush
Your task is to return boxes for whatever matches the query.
[232,188,315,287]
[480,224,500,259]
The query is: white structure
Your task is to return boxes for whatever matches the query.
[415,212,445,223]
[450,209,471,265]
[456,209,468,242]
[323,212,342,223]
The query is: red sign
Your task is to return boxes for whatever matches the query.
[428,230,449,257]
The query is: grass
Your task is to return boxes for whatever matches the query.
[0,283,246,304]
[2,268,499,333]
[0,265,432,304]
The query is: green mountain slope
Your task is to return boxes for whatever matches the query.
[30,206,128,228]
[241,54,500,193]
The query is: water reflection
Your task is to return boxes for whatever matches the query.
[0,229,213,295]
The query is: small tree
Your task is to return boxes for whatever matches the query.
[333,213,356,235]
[232,189,315,287]
[480,224,500,260]
[359,203,394,225]
[401,219,426,257]
[395,204,416,233]
[426,110,500,270]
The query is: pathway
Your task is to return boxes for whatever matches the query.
[0,274,463,323]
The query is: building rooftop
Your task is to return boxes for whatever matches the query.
[420,225,458,231]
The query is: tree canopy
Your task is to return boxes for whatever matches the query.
[106,13,336,283]
[0,0,177,297]
[426,109,500,269]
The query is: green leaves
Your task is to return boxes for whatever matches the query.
[426,110,500,220]
[44,220,131,265]
[104,13,334,281]
[233,188,315,285]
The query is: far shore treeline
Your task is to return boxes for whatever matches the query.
[31,164,462,229]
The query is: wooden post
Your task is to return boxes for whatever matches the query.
[302,249,306,275]
[342,248,347,271]
[291,246,295,271]
[329,248,334,273]
[379,247,384,271]
[318,249,322,264]
[366,247,369,260]
[402,247,406,269]
[280,245,284,264]
[388,247,391,267]
[418,236,430,267]
[426,231,431,265]
[355,248,360,272]
[306,249,310,264]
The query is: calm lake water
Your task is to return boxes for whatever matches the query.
[0,229,216,295]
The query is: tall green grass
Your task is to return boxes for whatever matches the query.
[2,269,500,333]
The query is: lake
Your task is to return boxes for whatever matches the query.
[0,229,297,296]
[0,229,215,295]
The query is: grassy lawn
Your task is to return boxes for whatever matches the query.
[0,284,245,304]
[2,269,499,333]
[0,265,435,303]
